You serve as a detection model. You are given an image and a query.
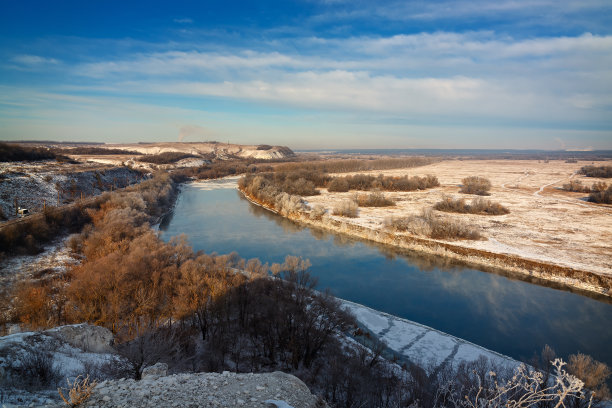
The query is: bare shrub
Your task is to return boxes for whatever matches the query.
[138,152,197,164]
[386,210,481,240]
[327,177,350,192]
[460,176,492,196]
[275,156,437,173]
[579,165,612,178]
[327,173,439,192]
[0,142,60,161]
[14,348,61,389]
[567,353,611,401]
[354,192,395,207]
[434,197,470,213]
[563,179,590,192]
[434,196,509,215]
[58,375,97,407]
[379,174,440,191]
[309,205,327,220]
[455,359,595,408]
[115,326,196,380]
[332,200,359,217]
[282,177,319,196]
[385,215,433,236]
[470,197,509,215]
[588,183,612,204]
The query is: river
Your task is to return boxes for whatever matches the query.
[160,179,612,369]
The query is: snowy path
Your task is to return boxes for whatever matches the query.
[342,300,518,374]
[533,178,564,196]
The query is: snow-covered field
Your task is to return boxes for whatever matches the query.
[305,159,612,277]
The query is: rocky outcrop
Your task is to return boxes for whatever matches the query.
[46,323,114,353]
[82,371,327,408]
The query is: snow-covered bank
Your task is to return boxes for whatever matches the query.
[342,300,519,373]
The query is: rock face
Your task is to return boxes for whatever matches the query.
[82,371,327,408]
[47,323,114,353]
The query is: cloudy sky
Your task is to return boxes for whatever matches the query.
[1,0,611,149]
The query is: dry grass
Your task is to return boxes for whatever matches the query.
[58,375,97,407]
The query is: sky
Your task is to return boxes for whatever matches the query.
[0,0,611,150]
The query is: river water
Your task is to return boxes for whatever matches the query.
[160,179,612,368]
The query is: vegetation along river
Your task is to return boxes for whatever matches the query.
[160,178,612,369]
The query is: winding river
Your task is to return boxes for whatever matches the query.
[160,179,612,369]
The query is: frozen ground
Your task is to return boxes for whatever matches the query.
[0,324,117,408]
[342,300,519,374]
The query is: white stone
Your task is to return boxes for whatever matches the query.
[142,362,168,379]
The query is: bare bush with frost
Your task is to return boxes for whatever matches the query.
[58,375,97,407]
[332,200,359,218]
[385,209,481,240]
[455,359,593,408]
[309,204,327,220]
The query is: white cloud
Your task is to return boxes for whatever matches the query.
[10,54,59,66]
[173,18,193,24]
[3,28,611,147]
[63,30,612,128]
[78,50,307,78]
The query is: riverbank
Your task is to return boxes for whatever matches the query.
[342,300,518,372]
[238,186,612,299]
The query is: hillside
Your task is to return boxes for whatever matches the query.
[0,161,142,221]
[91,142,294,161]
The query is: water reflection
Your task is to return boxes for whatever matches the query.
[161,181,612,372]
[240,192,305,234]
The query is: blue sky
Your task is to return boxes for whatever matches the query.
[1,0,611,149]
